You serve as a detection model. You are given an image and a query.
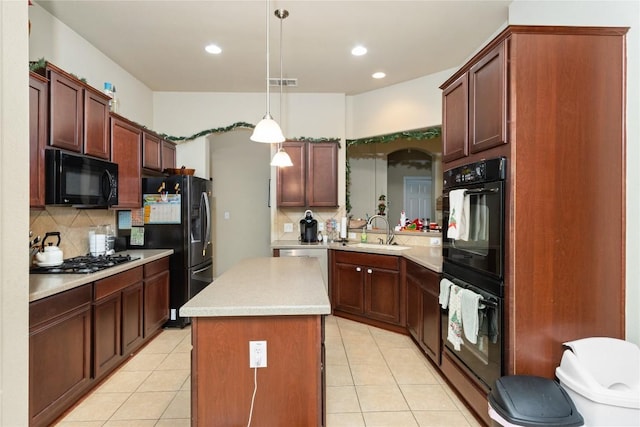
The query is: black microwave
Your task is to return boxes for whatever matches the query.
[45,149,118,208]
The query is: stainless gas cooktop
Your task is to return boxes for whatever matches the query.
[30,254,139,274]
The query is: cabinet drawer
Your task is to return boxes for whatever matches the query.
[334,251,399,271]
[30,285,92,329]
[95,267,143,300]
[144,257,170,277]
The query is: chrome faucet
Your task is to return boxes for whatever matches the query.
[367,214,394,245]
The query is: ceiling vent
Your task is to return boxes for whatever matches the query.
[269,78,298,87]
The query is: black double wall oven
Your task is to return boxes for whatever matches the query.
[441,157,506,390]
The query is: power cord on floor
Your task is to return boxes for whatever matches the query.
[247,366,258,427]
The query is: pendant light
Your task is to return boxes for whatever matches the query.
[270,8,293,167]
[251,0,285,143]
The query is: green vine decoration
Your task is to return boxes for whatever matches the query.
[29,58,46,72]
[346,126,441,146]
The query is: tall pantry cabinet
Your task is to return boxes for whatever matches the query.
[440,25,627,421]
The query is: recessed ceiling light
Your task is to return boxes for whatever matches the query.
[205,44,222,54]
[372,72,386,79]
[351,45,367,56]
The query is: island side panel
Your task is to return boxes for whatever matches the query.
[191,315,323,427]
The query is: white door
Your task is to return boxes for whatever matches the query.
[404,176,432,221]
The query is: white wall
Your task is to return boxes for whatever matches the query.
[1,1,29,424]
[346,68,456,139]
[29,3,153,126]
[508,0,640,348]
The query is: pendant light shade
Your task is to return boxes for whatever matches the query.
[251,0,285,143]
[270,147,293,167]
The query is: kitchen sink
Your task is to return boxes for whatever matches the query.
[349,243,411,251]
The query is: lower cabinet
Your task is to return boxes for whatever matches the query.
[143,257,170,337]
[29,285,92,427]
[405,259,441,364]
[331,250,405,331]
[93,267,144,379]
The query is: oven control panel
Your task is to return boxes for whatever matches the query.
[444,157,506,189]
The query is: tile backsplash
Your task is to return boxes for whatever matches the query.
[30,207,116,261]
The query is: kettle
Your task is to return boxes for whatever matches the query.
[35,232,63,266]
[300,210,318,243]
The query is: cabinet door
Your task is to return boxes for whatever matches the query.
[110,116,142,208]
[442,73,469,163]
[29,286,92,427]
[332,262,365,314]
[307,142,338,207]
[420,268,441,364]
[29,72,48,208]
[93,292,122,379]
[161,140,176,171]
[406,270,422,341]
[84,90,110,159]
[277,141,306,207]
[122,282,144,355]
[144,269,170,337]
[48,69,83,152]
[142,132,162,171]
[366,267,401,324]
[469,41,507,154]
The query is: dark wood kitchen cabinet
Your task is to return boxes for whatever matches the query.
[142,131,162,171]
[161,139,177,171]
[110,114,142,208]
[277,141,338,207]
[29,285,92,427]
[45,63,110,159]
[405,259,441,364]
[143,257,170,336]
[439,26,627,425]
[331,250,405,332]
[93,266,144,379]
[442,41,507,163]
[29,72,48,208]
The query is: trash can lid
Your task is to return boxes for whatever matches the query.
[488,375,584,427]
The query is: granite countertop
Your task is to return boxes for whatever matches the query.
[29,249,174,302]
[271,240,442,273]
[180,257,331,318]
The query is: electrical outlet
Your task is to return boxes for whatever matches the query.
[430,237,441,246]
[284,223,294,233]
[170,309,176,320]
[249,340,267,368]
[318,222,325,231]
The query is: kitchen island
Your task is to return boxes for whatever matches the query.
[180,256,331,427]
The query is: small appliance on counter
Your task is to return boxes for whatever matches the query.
[300,210,318,243]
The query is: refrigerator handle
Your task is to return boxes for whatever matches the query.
[202,191,211,257]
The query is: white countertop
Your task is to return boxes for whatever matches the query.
[180,257,331,317]
[272,240,442,273]
[29,249,174,302]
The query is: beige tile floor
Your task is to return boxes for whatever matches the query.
[55,315,482,427]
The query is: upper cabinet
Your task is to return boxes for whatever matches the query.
[45,63,111,160]
[161,140,177,171]
[277,141,338,208]
[110,114,142,209]
[29,72,48,208]
[142,131,177,173]
[442,41,507,163]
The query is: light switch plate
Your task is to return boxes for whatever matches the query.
[284,223,294,232]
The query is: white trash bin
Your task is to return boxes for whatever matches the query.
[556,337,640,426]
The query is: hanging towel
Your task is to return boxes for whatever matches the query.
[439,278,454,308]
[447,285,463,351]
[447,189,469,241]
[460,288,483,344]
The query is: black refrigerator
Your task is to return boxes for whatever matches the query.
[141,175,214,328]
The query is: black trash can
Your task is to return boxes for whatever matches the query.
[488,375,584,426]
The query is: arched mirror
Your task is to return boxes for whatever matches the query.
[347,127,443,230]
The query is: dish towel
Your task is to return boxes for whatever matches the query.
[439,278,454,308]
[460,288,483,344]
[447,189,470,240]
[447,285,463,351]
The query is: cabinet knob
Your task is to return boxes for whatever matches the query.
[367,269,373,274]
[356,267,361,272]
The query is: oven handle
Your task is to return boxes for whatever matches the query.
[442,187,499,198]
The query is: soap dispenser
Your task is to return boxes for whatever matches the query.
[361,226,367,243]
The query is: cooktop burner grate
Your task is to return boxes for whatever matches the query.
[31,254,139,274]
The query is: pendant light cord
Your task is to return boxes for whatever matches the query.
[264,0,270,116]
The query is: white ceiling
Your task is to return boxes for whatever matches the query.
[35,0,511,95]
